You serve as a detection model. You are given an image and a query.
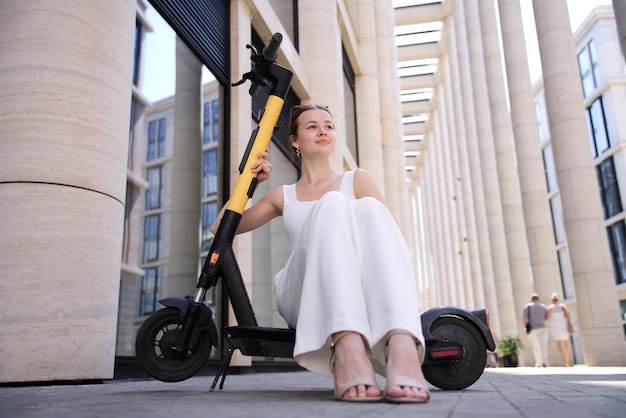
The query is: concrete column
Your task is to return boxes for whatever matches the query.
[0,0,135,382]
[443,16,486,314]
[298,0,344,171]
[422,157,444,305]
[413,175,432,309]
[451,0,500,332]
[374,0,400,209]
[166,38,202,298]
[228,0,253,367]
[375,0,417,266]
[498,0,562,366]
[432,113,458,306]
[613,0,626,62]
[533,0,626,365]
[438,79,468,308]
[479,0,543,360]
[440,53,475,310]
[354,0,385,189]
[464,0,518,334]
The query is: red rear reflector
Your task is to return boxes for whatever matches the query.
[431,349,460,358]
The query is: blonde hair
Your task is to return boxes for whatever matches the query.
[551,293,559,302]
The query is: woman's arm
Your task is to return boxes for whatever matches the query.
[353,169,389,207]
[562,304,571,322]
[210,186,282,235]
[209,150,281,235]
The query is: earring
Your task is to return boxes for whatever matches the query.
[295,148,301,158]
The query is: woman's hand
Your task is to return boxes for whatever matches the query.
[251,149,272,182]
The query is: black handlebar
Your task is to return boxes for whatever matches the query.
[263,33,282,62]
[231,32,290,98]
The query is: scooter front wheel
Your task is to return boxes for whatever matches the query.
[422,316,487,390]
[135,307,212,382]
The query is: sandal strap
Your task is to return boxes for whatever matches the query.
[335,376,379,398]
[388,376,429,392]
[385,329,425,362]
[330,331,369,372]
[384,375,430,403]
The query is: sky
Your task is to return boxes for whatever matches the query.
[142,7,214,103]
[522,0,614,82]
[141,0,615,103]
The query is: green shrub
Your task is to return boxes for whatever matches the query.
[498,336,523,357]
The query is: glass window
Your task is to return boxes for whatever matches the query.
[133,19,143,87]
[147,120,157,161]
[145,166,163,210]
[201,202,218,252]
[557,249,575,299]
[577,40,600,98]
[619,299,626,321]
[203,100,219,144]
[140,267,161,315]
[588,40,600,89]
[143,214,161,263]
[542,144,558,193]
[343,46,358,162]
[607,220,626,285]
[549,196,566,245]
[212,100,219,143]
[587,97,610,157]
[597,157,623,219]
[577,46,594,98]
[147,118,167,161]
[203,102,212,144]
[158,118,166,158]
[534,103,544,143]
[202,149,218,198]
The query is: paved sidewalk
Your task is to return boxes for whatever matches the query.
[1,367,624,418]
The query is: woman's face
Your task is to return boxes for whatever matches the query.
[290,108,335,159]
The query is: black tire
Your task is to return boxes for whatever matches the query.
[135,307,212,382]
[422,316,487,390]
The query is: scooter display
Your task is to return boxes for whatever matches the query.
[135,33,496,392]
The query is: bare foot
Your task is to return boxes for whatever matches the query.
[331,332,381,401]
[385,333,430,402]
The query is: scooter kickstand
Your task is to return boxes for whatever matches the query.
[210,346,234,391]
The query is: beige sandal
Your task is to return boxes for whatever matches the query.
[383,330,430,404]
[330,331,382,402]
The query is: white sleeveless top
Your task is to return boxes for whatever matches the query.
[282,170,356,252]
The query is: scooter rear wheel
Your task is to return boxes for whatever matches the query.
[135,307,212,382]
[422,316,487,390]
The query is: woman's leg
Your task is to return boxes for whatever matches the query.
[556,340,569,367]
[330,331,381,401]
[350,197,424,356]
[275,192,378,400]
[350,197,428,401]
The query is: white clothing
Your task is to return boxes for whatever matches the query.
[549,304,569,341]
[523,301,548,366]
[274,170,424,377]
[528,327,548,366]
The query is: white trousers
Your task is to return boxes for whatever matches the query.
[274,192,424,377]
[528,327,548,366]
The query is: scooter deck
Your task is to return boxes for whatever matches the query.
[224,325,295,358]
[210,326,295,391]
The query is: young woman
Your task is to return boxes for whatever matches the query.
[211,104,429,403]
[547,293,573,367]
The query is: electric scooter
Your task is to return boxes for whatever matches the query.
[135,32,496,392]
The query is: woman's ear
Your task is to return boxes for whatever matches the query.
[289,134,298,148]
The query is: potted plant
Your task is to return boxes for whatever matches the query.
[498,336,523,367]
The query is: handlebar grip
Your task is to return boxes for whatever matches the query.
[262,33,282,62]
